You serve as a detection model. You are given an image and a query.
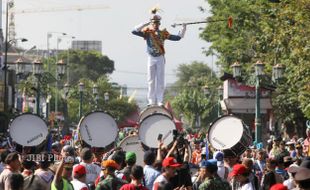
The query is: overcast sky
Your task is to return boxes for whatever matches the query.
[8,0,217,96]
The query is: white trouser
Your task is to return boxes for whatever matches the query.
[147,55,165,105]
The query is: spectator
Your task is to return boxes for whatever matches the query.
[96,160,127,190]
[253,150,266,182]
[35,152,54,190]
[21,158,45,190]
[303,128,310,156]
[75,148,101,188]
[242,158,258,190]
[153,157,181,190]
[120,165,148,190]
[213,151,229,180]
[198,160,230,190]
[122,152,136,183]
[51,147,75,190]
[261,158,283,190]
[143,151,160,190]
[228,164,254,190]
[192,160,207,190]
[0,152,21,190]
[71,164,88,190]
[8,173,24,190]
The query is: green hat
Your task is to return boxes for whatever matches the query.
[126,152,136,163]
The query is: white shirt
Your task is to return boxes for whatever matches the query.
[239,182,254,190]
[71,179,89,190]
[153,174,168,190]
[74,162,101,185]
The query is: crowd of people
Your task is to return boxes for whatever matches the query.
[0,127,309,190]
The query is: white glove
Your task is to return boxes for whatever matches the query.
[134,22,150,32]
[178,23,187,38]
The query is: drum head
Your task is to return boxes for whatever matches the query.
[9,114,48,146]
[119,135,144,166]
[79,111,118,148]
[139,106,172,122]
[139,114,176,149]
[208,115,244,150]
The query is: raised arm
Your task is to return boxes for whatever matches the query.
[132,22,150,37]
[167,24,187,41]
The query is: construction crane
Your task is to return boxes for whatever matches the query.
[5,2,110,43]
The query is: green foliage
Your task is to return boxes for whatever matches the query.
[200,0,310,127]
[167,62,220,128]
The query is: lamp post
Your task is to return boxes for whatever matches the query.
[3,37,27,112]
[46,92,51,120]
[46,32,66,71]
[217,86,223,117]
[93,84,99,109]
[78,82,84,119]
[104,92,109,103]
[33,59,44,115]
[55,59,66,115]
[231,60,284,144]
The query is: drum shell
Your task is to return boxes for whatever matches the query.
[207,115,252,157]
[138,113,176,149]
[119,135,144,166]
[139,105,173,122]
[78,111,118,149]
[9,113,48,150]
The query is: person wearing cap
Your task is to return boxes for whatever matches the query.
[96,160,127,190]
[198,160,230,190]
[303,128,310,156]
[228,164,254,190]
[74,148,101,187]
[71,164,89,190]
[51,155,75,190]
[192,160,208,190]
[143,150,160,190]
[283,164,298,190]
[213,151,229,180]
[0,152,21,190]
[153,157,181,190]
[288,159,310,190]
[253,150,266,182]
[295,143,304,160]
[269,137,282,159]
[122,152,137,183]
[132,8,186,106]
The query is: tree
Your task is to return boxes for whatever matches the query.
[167,62,220,129]
[199,0,310,134]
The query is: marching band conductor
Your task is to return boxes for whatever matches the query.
[132,8,186,106]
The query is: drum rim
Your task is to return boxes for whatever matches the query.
[9,113,48,146]
[207,114,244,150]
[78,110,119,147]
[138,105,173,122]
[138,113,176,149]
[118,134,139,147]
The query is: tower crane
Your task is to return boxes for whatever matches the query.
[5,2,110,42]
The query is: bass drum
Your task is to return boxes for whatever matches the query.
[208,115,252,157]
[119,135,144,166]
[139,105,173,122]
[9,113,48,152]
[78,111,118,150]
[139,113,176,149]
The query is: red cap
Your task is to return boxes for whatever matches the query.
[270,184,288,190]
[73,165,86,176]
[162,157,181,168]
[228,164,247,177]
